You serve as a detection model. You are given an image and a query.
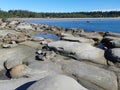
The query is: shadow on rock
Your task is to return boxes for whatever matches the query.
[15,81,36,90]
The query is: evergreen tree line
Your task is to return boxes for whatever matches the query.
[0,9,120,18]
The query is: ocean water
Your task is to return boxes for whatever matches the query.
[27,18,120,33]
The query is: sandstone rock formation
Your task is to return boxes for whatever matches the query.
[0,19,120,90]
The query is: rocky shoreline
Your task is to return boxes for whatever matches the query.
[0,18,120,90]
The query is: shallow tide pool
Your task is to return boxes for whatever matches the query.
[34,32,60,40]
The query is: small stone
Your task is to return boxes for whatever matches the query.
[9,41,16,44]
[1,43,12,48]
[45,51,56,60]
[40,41,48,45]
[36,54,46,61]
[36,50,42,54]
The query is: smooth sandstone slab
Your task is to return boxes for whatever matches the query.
[48,41,107,65]
[61,35,95,45]
[61,61,118,90]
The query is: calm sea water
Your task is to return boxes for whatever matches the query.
[27,18,120,33]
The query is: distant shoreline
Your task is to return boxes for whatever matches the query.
[7,17,120,21]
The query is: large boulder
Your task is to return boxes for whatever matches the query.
[0,45,35,71]
[61,61,118,90]
[105,48,120,62]
[27,75,88,90]
[48,41,107,65]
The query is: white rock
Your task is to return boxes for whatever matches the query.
[40,41,48,45]
[36,50,42,54]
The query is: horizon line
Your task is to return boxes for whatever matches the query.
[1,9,120,13]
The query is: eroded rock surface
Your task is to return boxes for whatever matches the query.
[48,41,107,65]
[0,19,120,90]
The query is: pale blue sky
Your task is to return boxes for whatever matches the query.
[0,0,120,12]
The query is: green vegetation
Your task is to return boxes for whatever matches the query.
[0,9,120,18]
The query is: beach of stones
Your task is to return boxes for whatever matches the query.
[0,18,120,90]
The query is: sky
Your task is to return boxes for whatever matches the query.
[0,0,120,12]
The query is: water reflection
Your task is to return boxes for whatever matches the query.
[34,32,60,40]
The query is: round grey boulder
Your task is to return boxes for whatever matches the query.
[27,75,88,90]
[4,59,22,69]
